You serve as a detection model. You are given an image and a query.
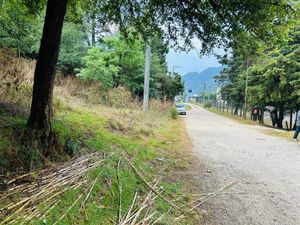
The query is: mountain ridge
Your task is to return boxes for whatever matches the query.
[182,66,225,94]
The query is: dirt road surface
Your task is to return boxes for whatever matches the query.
[184,104,300,225]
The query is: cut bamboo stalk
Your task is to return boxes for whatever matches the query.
[52,193,83,225]
[122,154,184,213]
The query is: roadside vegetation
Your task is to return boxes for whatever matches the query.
[0,55,198,224]
[0,0,299,224]
[214,21,300,130]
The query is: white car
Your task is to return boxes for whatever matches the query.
[175,104,186,115]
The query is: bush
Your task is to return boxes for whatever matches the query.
[203,101,212,108]
[170,107,178,119]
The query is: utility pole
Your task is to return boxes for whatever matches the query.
[244,60,249,119]
[143,43,151,112]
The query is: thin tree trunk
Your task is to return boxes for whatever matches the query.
[294,110,298,130]
[290,109,293,130]
[259,108,264,124]
[91,15,96,46]
[277,106,284,129]
[234,106,238,115]
[81,16,91,46]
[28,0,68,145]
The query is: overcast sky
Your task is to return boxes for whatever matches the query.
[166,49,222,76]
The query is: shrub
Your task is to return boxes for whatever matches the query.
[203,101,212,108]
[170,107,178,119]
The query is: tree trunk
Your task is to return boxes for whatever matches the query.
[290,109,293,130]
[259,108,264,124]
[27,0,68,145]
[271,109,277,127]
[81,17,91,46]
[294,110,298,130]
[277,106,284,129]
[91,15,96,46]
[234,106,238,115]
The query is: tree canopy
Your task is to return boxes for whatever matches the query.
[215,25,300,128]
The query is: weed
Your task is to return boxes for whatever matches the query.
[171,107,178,119]
[203,101,212,108]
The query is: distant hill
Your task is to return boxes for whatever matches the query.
[182,66,225,94]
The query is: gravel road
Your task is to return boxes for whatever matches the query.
[184,104,300,225]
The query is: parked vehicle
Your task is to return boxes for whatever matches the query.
[175,103,187,115]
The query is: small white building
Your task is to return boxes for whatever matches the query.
[189,94,198,102]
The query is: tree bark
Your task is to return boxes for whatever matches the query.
[234,105,238,115]
[259,108,264,124]
[27,0,68,143]
[277,106,284,129]
[290,109,293,130]
[91,15,96,46]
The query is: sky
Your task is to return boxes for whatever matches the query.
[166,49,222,76]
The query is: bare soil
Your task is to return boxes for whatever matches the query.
[184,104,300,225]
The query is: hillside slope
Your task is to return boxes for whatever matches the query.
[182,66,225,94]
[0,55,200,224]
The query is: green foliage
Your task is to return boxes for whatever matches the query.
[65,139,79,157]
[78,47,118,90]
[85,0,297,53]
[0,2,41,55]
[203,101,212,108]
[216,25,300,127]
[30,21,88,75]
[58,23,87,74]
[77,33,183,100]
[248,26,300,110]
[170,107,178,119]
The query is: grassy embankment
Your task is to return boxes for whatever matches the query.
[0,55,198,224]
[196,103,293,140]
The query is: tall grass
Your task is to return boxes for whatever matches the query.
[0,50,175,169]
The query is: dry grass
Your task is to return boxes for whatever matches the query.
[263,128,294,140]
[0,48,35,113]
[0,51,176,168]
[0,52,204,224]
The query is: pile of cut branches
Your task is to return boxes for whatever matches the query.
[0,151,237,224]
[0,152,108,224]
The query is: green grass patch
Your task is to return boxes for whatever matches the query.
[2,103,197,224]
